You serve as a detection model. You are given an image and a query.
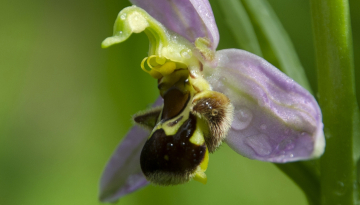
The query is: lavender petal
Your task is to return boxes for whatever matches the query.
[99,98,163,202]
[99,126,149,202]
[204,49,325,163]
[130,0,219,49]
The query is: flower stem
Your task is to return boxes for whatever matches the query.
[310,0,360,204]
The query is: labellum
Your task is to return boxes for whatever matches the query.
[134,56,233,185]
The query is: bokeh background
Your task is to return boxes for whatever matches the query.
[1,0,359,204]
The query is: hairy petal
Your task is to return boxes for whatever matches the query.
[99,98,163,202]
[130,0,219,49]
[203,49,325,163]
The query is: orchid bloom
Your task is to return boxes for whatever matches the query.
[99,0,325,203]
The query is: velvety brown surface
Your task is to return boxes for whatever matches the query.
[140,114,206,184]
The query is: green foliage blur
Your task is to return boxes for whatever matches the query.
[0,0,358,205]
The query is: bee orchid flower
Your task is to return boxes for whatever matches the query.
[99,0,325,203]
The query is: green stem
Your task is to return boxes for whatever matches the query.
[310,0,359,204]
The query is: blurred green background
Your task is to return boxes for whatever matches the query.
[0,0,358,205]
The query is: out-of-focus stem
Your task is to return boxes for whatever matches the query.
[310,0,359,204]
[216,0,262,56]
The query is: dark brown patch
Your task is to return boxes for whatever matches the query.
[140,114,206,185]
[192,97,227,126]
[133,107,162,130]
[161,88,189,121]
[157,69,189,97]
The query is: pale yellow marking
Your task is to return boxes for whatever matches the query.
[189,72,211,92]
[200,147,209,171]
[193,172,207,184]
[162,109,189,136]
[193,148,209,184]
[189,120,205,145]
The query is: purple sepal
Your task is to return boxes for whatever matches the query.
[129,0,219,50]
[99,98,163,202]
[99,126,149,203]
[204,49,325,163]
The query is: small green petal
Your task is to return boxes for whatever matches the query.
[102,6,198,67]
